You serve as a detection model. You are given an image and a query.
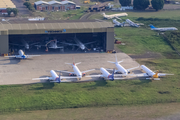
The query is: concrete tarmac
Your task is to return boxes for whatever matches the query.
[0,53,141,85]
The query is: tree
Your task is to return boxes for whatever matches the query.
[119,0,131,6]
[6,8,12,16]
[23,2,35,12]
[151,0,164,11]
[133,0,150,10]
[12,8,19,16]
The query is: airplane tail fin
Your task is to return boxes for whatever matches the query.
[115,54,118,63]
[55,73,61,83]
[149,24,156,28]
[108,69,115,81]
[153,70,159,78]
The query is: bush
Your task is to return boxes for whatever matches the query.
[119,0,131,6]
[6,8,19,16]
[151,0,164,11]
[133,0,150,10]
[6,8,12,16]
[23,2,35,12]
[12,8,19,16]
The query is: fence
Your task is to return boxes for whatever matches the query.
[0,98,179,113]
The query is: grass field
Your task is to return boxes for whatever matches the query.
[1,103,180,120]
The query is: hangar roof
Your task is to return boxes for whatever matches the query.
[48,0,62,5]
[0,0,16,8]
[0,21,113,31]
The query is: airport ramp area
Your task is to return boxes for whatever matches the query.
[0,53,141,85]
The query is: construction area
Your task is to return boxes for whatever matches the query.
[0,20,114,55]
[88,2,110,12]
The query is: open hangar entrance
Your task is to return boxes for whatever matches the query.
[8,32,106,53]
[0,20,114,55]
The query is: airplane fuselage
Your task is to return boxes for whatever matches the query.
[100,67,110,78]
[113,19,122,26]
[141,65,155,77]
[48,40,59,49]
[50,70,59,80]
[126,19,139,27]
[151,27,178,31]
[16,50,27,59]
[21,39,29,49]
[74,38,85,50]
[72,65,82,78]
[103,13,127,19]
[115,63,128,74]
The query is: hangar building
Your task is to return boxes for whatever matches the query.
[0,20,114,54]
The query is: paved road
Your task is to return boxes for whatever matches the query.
[0,53,141,85]
[11,0,30,16]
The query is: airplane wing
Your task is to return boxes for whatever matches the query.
[106,68,114,71]
[50,80,75,83]
[114,74,128,77]
[158,73,174,77]
[128,73,149,77]
[81,69,95,73]
[75,62,81,65]
[26,55,41,58]
[32,77,52,80]
[55,70,75,74]
[4,56,16,57]
[61,42,77,46]
[127,66,139,72]
[49,47,64,49]
[61,76,78,79]
[115,17,121,20]
[84,41,96,45]
[9,43,24,46]
[85,75,103,78]
[113,78,124,80]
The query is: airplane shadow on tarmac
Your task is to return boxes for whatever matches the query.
[0,58,21,65]
[0,58,33,65]
[30,75,55,90]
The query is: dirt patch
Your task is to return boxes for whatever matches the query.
[163,4,180,10]
[129,52,162,59]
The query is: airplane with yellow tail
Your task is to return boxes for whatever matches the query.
[130,65,174,80]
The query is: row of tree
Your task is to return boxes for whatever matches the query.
[6,8,18,16]
[119,0,164,11]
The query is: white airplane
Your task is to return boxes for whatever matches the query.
[10,39,30,50]
[126,19,139,27]
[130,65,174,80]
[107,54,139,75]
[46,39,63,49]
[112,19,124,27]
[56,62,95,80]
[5,49,40,59]
[149,24,178,32]
[61,35,96,51]
[86,68,123,81]
[10,39,39,50]
[102,12,128,20]
[32,70,78,83]
[35,39,63,50]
